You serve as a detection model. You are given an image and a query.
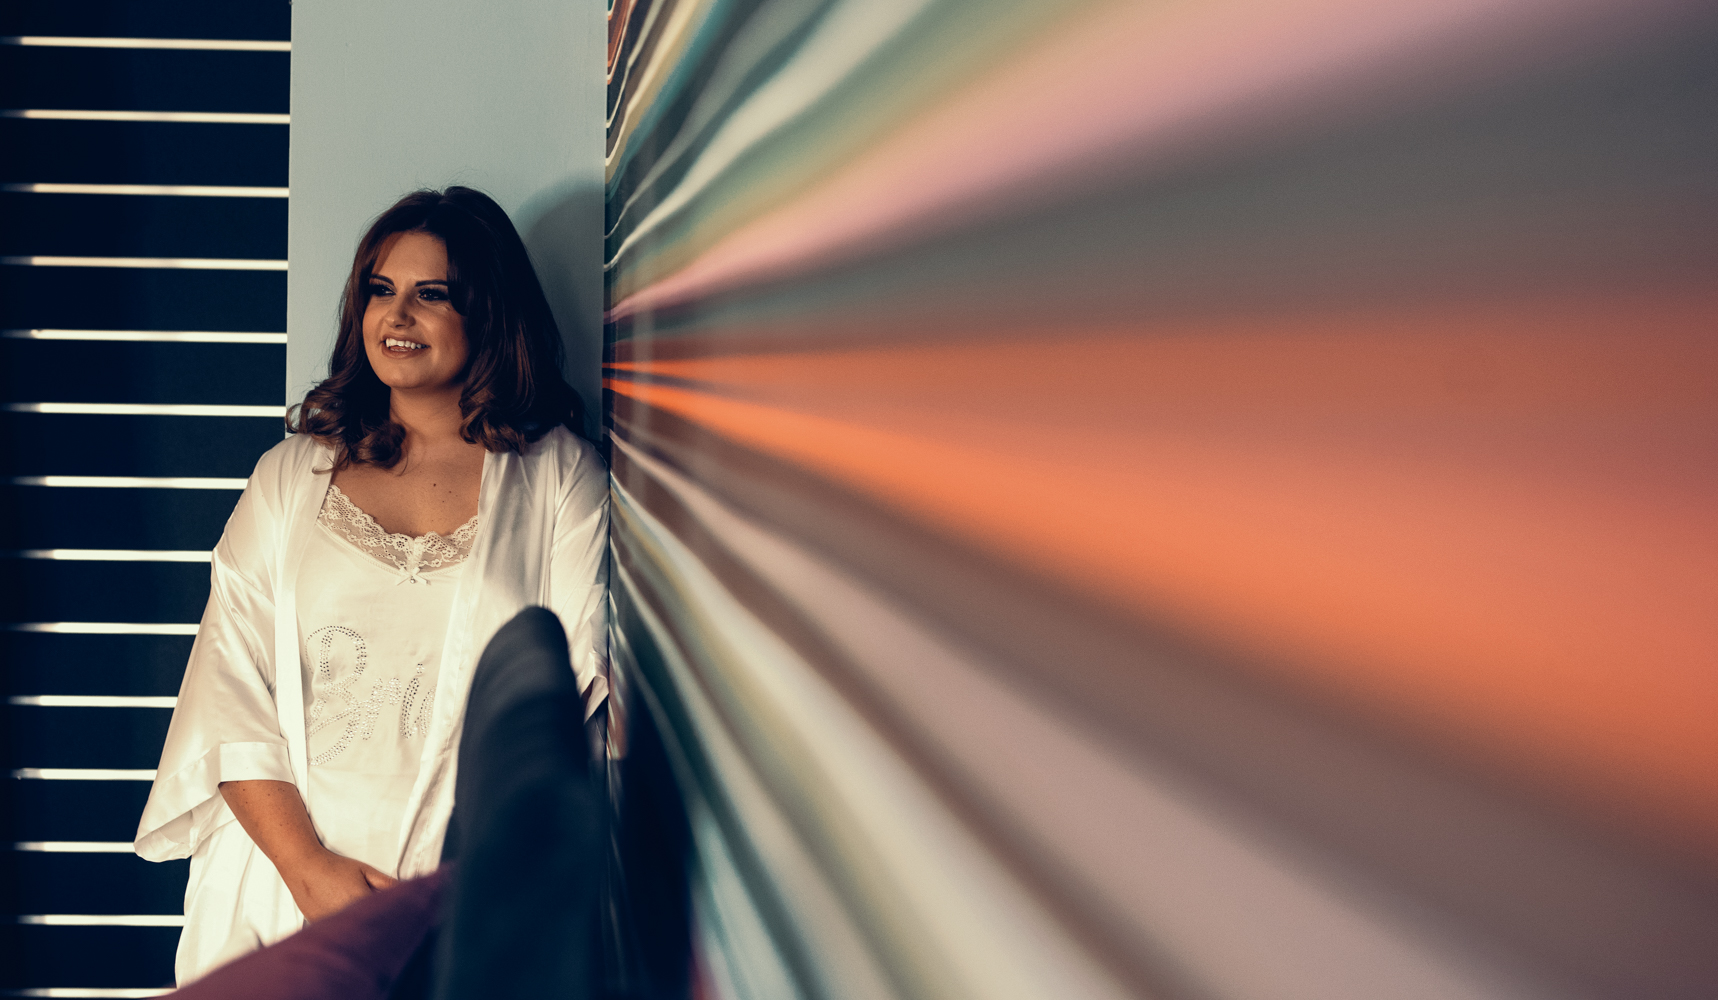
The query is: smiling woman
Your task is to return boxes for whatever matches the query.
[292,187,584,468]
[134,186,609,985]
[365,233,470,391]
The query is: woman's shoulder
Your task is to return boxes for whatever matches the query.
[253,432,326,479]
[242,433,330,503]
[524,425,601,472]
[521,426,607,509]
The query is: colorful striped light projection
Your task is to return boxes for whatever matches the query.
[604,2,1718,998]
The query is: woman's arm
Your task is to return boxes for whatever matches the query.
[219,780,397,921]
[139,460,298,862]
[548,436,612,717]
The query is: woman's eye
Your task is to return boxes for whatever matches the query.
[367,283,393,297]
[418,287,448,302]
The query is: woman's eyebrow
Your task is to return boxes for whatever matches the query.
[370,275,448,287]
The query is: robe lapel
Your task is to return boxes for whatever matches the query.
[273,442,332,797]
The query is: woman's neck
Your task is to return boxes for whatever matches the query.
[388,385,466,446]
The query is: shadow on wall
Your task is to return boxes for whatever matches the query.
[518,181,606,442]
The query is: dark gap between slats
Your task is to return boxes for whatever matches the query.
[0,925,181,989]
[0,48,288,114]
[0,487,239,550]
[0,120,288,187]
[0,341,286,407]
[0,266,284,331]
[0,413,285,479]
[5,781,154,842]
[0,194,287,259]
[4,705,174,770]
[4,853,188,916]
[0,560,211,624]
[0,0,289,41]
[2,634,193,697]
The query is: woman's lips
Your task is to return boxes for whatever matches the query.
[383,337,428,355]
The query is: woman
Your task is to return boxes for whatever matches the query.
[135,187,608,984]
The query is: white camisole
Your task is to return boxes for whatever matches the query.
[295,484,478,875]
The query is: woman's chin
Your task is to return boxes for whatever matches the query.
[377,373,459,394]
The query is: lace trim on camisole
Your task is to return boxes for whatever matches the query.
[319,483,478,581]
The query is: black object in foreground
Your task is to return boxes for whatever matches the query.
[433,606,603,1000]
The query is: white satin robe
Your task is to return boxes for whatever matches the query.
[134,427,608,983]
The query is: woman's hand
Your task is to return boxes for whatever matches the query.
[218,779,397,922]
[278,847,398,922]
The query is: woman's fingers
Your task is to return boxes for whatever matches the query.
[288,851,395,921]
[360,863,399,891]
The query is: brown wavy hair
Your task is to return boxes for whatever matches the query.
[287,186,585,469]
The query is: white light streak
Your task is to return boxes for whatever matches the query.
[9,696,177,708]
[15,915,182,926]
[0,255,286,270]
[12,842,137,853]
[2,329,286,343]
[1,183,288,197]
[10,769,159,781]
[5,622,199,635]
[9,549,211,562]
[4,402,284,417]
[6,476,246,490]
[0,990,175,999]
[1,36,290,52]
[0,109,288,124]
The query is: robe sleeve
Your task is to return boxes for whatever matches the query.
[135,450,297,862]
[546,431,611,721]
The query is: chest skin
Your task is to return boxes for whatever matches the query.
[331,439,485,537]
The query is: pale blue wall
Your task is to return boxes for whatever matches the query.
[286,0,605,436]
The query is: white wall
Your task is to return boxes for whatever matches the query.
[287,0,605,437]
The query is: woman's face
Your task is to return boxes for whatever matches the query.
[362,231,470,394]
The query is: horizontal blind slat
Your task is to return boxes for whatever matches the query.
[1,37,290,52]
